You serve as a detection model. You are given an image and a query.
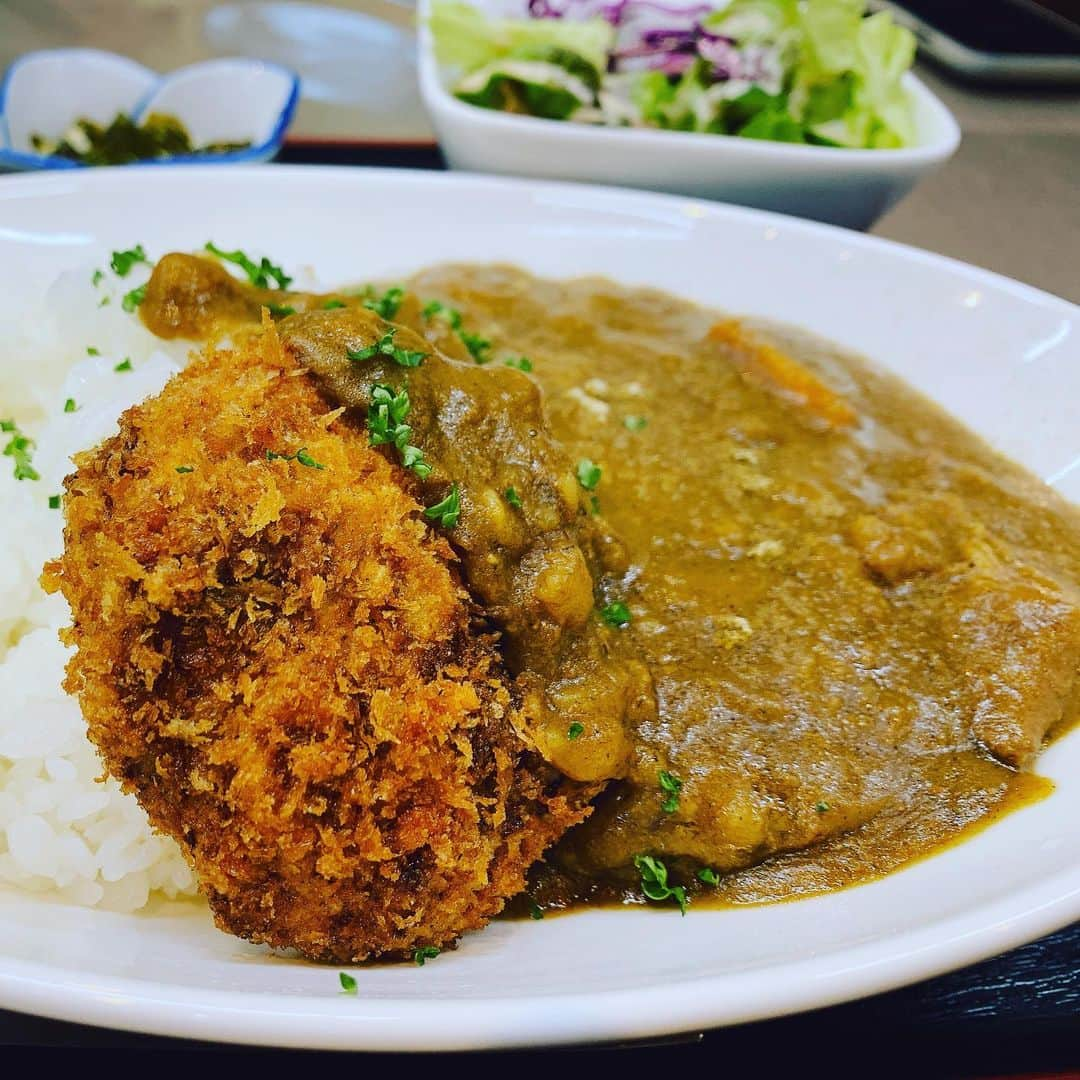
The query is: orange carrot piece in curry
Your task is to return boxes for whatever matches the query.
[708,319,858,431]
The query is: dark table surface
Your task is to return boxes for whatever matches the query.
[3,142,1078,1071]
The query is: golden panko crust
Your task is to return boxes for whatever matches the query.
[43,325,591,962]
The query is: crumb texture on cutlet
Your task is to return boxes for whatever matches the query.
[42,325,592,962]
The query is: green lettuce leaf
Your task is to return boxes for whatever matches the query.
[458,69,588,120]
[801,73,854,125]
[704,0,797,43]
[632,68,704,132]
[429,1,614,74]
[799,0,863,75]
[852,10,918,147]
[788,3,916,148]
[459,79,584,120]
[455,46,601,120]
[633,70,681,128]
[737,106,806,142]
[723,86,788,131]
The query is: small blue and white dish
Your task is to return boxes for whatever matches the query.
[0,49,300,171]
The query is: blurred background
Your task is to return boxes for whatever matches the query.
[2,0,1078,299]
[1,1,431,142]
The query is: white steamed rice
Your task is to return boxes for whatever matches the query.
[0,261,201,911]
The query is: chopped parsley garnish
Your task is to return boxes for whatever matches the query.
[204,242,292,289]
[267,302,296,318]
[814,801,831,813]
[265,448,325,470]
[2,420,39,481]
[424,484,461,529]
[48,494,61,510]
[86,346,100,357]
[63,398,77,413]
[633,854,688,915]
[175,465,195,474]
[367,384,432,480]
[576,459,601,491]
[362,286,405,320]
[567,722,584,741]
[589,494,601,516]
[460,329,491,364]
[697,867,720,886]
[322,299,346,310]
[421,299,462,330]
[623,415,648,432]
[366,384,411,445]
[91,269,105,287]
[98,295,111,308]
[347,327,427,369]
[528,898,544,920]
[114,358,133,372]
[121,285,146,313]
[504,356,533,373]
[504,486,523,510]
[109,244,147,277]
[658,770,683,814]
[295,448,325,470]
[339,972,358,995]
[600,601,631,628]
[413,945,440,966]
[400,443,430,477]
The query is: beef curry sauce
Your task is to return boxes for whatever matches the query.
[140,255,1080,912]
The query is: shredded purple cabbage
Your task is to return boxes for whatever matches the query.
[527,0,712,26]
[523,0,776,86]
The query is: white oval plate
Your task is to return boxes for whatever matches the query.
[0,166,1077,1051]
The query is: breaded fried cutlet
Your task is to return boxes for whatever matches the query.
[42,323,593,962]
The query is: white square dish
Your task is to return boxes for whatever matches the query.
[417,0,961,230]
[0,50,299,171]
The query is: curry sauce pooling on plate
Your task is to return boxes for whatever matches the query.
[139,254,1080,912]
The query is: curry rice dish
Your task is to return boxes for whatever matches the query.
[44,252,1080,962]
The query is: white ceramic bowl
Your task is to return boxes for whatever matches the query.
[0,50,299,171]
[417,0,961,230]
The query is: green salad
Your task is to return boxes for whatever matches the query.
[429,0,918,148]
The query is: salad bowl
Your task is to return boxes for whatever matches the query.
[418,0,960,229]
